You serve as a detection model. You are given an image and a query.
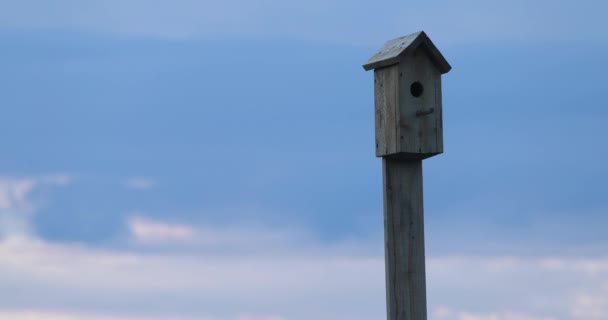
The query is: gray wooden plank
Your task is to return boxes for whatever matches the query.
[398,47,442,156]
[375,65,399,157]
[435,75,444,153]
[363,31,451,74]
[364,32,423,71]
[383,158,427,320]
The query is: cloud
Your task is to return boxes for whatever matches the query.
[571,289,608,320]
[127,216,195,243]
[0,236,384,320]
[0,178,36,210]
[0,310,284,320]
[123,214,384,256]
[0,176,606,320]
[432,307,558,320]
[0,175,72,239]
[1,227,608,320]
[426,256,608,320]
[0,178,36,239]
[125,215,324,253]
[457,312,555,320]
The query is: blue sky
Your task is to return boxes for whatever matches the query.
[0,1,607,319]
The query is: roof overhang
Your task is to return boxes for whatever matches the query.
[363,31,451,74]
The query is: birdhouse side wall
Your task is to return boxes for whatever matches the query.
[374,65,400,157]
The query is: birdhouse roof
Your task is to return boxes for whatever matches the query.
[363,31,451,74]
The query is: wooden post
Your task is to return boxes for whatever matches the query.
[383,158,426,320]
[363,31,451,320]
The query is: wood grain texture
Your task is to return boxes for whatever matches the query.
[374,66,399,157]
[363,32,423,71]
[398,47,443,156]
[382,158,427,320]
[435,75,444,153]
[363,31,451,74]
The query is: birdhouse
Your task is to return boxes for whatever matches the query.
[363,31,451,159]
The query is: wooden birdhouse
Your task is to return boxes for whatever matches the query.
[363,31,451,159]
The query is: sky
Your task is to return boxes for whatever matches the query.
[1,0,608,319]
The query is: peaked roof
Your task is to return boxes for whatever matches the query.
[363,31,451,74]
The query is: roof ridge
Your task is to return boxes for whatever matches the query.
[363,31,451,74]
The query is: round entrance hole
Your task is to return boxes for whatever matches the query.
[410,81,424,97]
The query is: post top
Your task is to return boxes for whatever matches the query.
[363,31,451,74]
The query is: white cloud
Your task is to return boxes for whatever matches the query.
[0,178,36,240]
[0,310,284,320]
[0,237,384,320]
[570,288,608,320]
[0,175,72,239]
[426,256,608,320]
[434,306,455,319]
[125,215,324,253]
[128,216,195,243]
[0,178,36,210]
[1,230,608,320]
[0,175,606,320]
[456,311,555,320]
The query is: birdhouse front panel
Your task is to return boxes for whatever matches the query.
[397,47,443,158]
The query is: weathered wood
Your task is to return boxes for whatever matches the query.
[375,65,400,156]
[368,33,448,160]
[398,47,443,156]
[383,158,427,320]
[363,31,451,74]
[364,31,451,320]
[435,75,443,153]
